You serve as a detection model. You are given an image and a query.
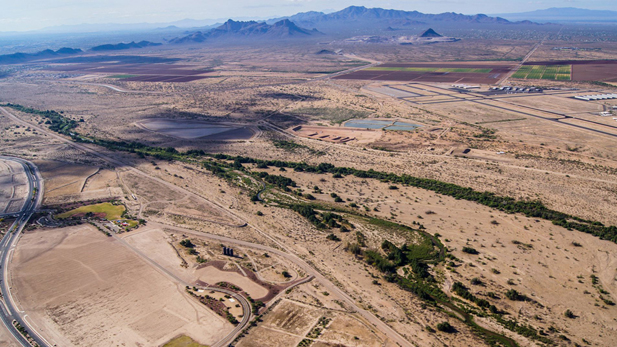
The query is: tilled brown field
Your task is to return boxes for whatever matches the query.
[10,224,232,347]
[334,62,516,84]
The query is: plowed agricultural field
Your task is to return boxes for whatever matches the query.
[334,62,516,84]
[524,60,617,82]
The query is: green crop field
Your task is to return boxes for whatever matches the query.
[107,74,138,79]
[57,202,125,220]
[512,65,571,81]
[367,67,493,73]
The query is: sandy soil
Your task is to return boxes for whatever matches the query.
[0,159,28,214]
[293,125,383,144]
[238,298,387,347]
[11,224,232,347]
[0,323,19,347]
[122,227,273,299]
[257,166,617,346]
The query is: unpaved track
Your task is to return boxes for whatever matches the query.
[0,106,414,347]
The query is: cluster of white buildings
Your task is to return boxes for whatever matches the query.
[574,93,617,101]
[491,86,542,93]
[452,84,480,89]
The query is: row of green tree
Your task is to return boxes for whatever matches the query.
[210,154,617,244]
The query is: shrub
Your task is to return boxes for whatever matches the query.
[505,289,526,301]
[436,321,455,333]
[326,233,341,241]
[462,247,479,254]
[180,239,195,248]
[564,309,575,319]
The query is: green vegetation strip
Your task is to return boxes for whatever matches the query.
[57,202,125,220]
[107,74,138,79]
[512,65,571,81]
[367,67,493,73]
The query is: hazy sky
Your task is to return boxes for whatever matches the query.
[1,0,616,32]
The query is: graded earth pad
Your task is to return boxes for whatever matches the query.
[0,158,28,215]
[137,119,255,140]
[0,321,19,347]
[10,224,232,347]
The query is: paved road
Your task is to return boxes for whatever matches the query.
[0,157,50,347]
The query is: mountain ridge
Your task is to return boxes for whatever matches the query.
[494,7,617,22]
[90,41,162,51]
[0,47,82,65]
[170,19,320,44]
[268,5,537,28]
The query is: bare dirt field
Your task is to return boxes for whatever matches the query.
[122,226,291,301]
[0,158,28,215]
[11,224,233,347]
[237,298,386,347]
[137,119,256,140]
[35,160,122,205]
[292,125,383,144]
[46,62,214,83]
[0,322,19,347]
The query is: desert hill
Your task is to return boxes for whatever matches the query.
[0,48,82,65]
[419,28,443,38]
[90,41,162,51]
[170,19,319,44]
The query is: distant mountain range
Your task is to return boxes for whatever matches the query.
[267,6,536,31]
[0,47,81,64]
[494,7,617,23]
[169,6,540,44]
[0,41,166,64]
[91,41,161,51]
[170,19,320,44]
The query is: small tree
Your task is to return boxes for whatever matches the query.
[462,247,479,255]
[436,321,455,333]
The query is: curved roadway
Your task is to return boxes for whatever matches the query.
[0,157,49,347]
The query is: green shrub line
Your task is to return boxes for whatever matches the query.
[208,154,616,244]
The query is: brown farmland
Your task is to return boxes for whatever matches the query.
[523,60,617,82]
[334,62,516,84]
[46,63,214,82]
